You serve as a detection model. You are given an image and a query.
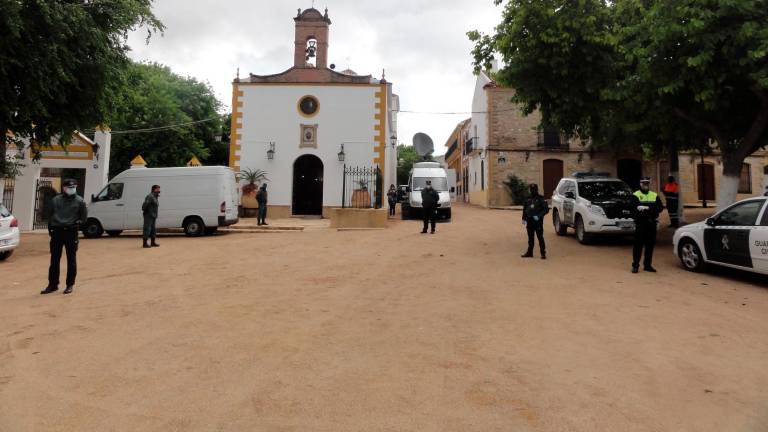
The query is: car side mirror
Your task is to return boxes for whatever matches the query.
[706,218,716,227]
[91,194,97,203]
[565,191,575,199]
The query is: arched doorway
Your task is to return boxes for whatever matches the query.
[293,154,324,215]
[542,159,564,199]
[617,159,643,190]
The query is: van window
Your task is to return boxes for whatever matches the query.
[413,177,448,191]
[95,183,124,201]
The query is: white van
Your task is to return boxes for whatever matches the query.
[83,166,239,238]
[401,162,452,221]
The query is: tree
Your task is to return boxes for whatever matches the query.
[397,144,433,184]
[108,62,226,176]
[0,0,163,178]
[470,0,768,206]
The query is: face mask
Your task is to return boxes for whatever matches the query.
[153,191,160,197]
[64,187,77,196]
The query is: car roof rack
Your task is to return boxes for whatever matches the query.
[572,171,611,179]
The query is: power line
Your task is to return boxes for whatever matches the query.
[83,117,219,135]
[398,107,522,115]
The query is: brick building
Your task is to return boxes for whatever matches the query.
[454,72,768,208]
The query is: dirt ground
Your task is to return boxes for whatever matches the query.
[1,205,768,432]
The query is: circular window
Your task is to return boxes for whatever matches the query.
[299,96,319,116]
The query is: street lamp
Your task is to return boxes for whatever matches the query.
[337,144,345,162]
[390,134,397,148]
[266,142,275,160]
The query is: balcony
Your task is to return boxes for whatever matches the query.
[464,137,477,155]
[537,127,569,151]
[445,141,458,160]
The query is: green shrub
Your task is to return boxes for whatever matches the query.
[504,174,530,205]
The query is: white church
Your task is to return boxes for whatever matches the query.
[230,7,399,218]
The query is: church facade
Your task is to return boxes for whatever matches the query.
[230,8,399,218]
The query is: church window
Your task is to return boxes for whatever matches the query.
[299,95,320,117]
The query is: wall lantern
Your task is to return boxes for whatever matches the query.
[337,144,346,162]
[390,135,397,148]
[92,143,100,161]
[267,142,275,160]
[497,152,507,164]
[524,150,531,162]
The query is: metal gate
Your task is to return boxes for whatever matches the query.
[341,165,382,209]
[2,177,14,212]
[33,179,54,230]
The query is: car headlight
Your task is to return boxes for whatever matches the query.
[587,204,606,217]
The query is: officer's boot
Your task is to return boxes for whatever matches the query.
[63,285,74,294]
[143,238,151,248]
[40,285,58,295]
[521,250,534,258]
[151,236,160,247]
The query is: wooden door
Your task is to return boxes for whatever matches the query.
[542,159,564,199]
[697,164,715,201]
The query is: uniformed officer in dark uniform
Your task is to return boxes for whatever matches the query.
[521,184,549,259]
[41,179,87,295]
[142,185,160,248]
[421,180,439,234]
[631,177,664,273]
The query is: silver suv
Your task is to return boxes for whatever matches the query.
[550,173,635,244]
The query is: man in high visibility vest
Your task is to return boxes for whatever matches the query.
[631,177,664,273]
[662,175,680,228]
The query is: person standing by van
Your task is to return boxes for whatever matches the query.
[256,183,268,226]
[142,185,160,248]
[521,184,549,259]
[41,179,87,295]
[663,176,680,228]
[387,184,397,217]
[421,180,439,234]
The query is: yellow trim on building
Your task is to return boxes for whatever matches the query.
[229,85,244,171]
[373,86,386,168]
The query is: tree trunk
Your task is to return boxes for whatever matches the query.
[667,146,684,224]
[719,155,742,208]
[0,128,6,180]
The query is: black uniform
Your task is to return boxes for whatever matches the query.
[522,193,549,257]
[256,186,268,225]
[142,193,159,246]
[631,190,664,271]
[421,187,439,233]
[387,189,398,217]
[47,193,87,290]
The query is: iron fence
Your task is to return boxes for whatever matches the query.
[33,179,55,230]
[2,177,14,212]
[342,165,382,209]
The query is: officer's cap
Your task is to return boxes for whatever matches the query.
[62,178,78,187]
[639,177,651,184]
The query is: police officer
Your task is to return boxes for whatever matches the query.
[41,179,87,295]
[142,185,160,248]
[256,183,268,226]
[521,184,549,259]
[631,177,664,273]
[421,180,439,234]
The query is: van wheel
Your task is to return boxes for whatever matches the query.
[575,215,592,244]
[0,250,13,261]
[401,204,410,220]
[183,217,205,237]
[553,210,567,236]
[106,230,122,237]
[678,239,706,272]
[82,219,104,238]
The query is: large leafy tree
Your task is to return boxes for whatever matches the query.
[471,0,768,206]
[108,62,226,176]
[0,0,163,178]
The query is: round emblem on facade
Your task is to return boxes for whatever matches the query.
[298,96,319,117]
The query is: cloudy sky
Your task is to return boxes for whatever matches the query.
[127,0,501,155]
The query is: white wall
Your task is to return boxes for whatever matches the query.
[6,130,110,231]
[237,84,383,208]
[467,72,492,198]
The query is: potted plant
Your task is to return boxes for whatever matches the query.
[351,179,371,208]
[237,168,268,213]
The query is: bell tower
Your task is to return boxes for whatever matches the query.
[294,8,331,69]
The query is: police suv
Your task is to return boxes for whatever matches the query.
[550,173,636,244]
[673,197,768,275]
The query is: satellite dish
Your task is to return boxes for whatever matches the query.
[330,63,336,70]
[413,133,434,159]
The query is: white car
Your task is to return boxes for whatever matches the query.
[674,197,768,274]
[0,204,20,261]
[550,174,636,244]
